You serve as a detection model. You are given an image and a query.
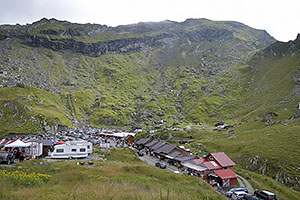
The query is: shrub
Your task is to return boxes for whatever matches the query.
[0,169,51,186]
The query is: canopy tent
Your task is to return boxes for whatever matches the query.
[4,139,31,148]
[113,132,135,138]
[98,132,135,138]
[1,139,15,145]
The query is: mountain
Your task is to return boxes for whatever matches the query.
[1,18,300,194]
[0,18,275,134]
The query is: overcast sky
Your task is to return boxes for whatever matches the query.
[0,0,299,42]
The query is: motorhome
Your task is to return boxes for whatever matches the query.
[67,141,93,155]
[50,141,92,159]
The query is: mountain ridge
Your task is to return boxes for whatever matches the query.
[0,17,276,131]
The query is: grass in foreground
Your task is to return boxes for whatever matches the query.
[0,148,224,200]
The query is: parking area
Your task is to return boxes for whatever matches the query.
[133,147,261,200]
[136,151,181,173]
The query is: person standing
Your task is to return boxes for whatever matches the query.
[19,151,24,162]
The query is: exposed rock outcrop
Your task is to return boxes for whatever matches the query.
[239,155,300,191]
[21,33,172,57]
[259,112,278,122]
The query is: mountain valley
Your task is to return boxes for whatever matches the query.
[0,18,300,195]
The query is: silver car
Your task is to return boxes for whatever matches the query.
[225,187,248,198]
[232,191,248,200]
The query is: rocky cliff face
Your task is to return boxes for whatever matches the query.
[21,33,171,57]
[238,155,300,191]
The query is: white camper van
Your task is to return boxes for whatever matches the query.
[50,141,92,159]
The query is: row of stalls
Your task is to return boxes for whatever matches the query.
[0,139,46,159]
[97,132,135,140]
[0,138,92,160]
[135,138,238,188]
[96,132,135,147]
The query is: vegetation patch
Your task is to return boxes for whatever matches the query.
[0,169,51,186]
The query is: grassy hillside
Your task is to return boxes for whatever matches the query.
[0,148,225,200]
[133,35,300,193]
[138,37,300,192]
[0,18,276,133]
[235,168,300,200]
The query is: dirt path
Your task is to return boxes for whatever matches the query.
[237,177,245,187]
[238,175,254,194]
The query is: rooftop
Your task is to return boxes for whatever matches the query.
[209,152,236,167]
[136,138,151,145]
[214,169,238,180]
[145,139,159,148]
[154,143,177,154]
[150,141,165,151]
[174,154,197,162]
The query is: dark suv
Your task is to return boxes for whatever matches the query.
[155,162,166,169]
[137,151,144,157]
[0,152,15,164]
[242,194,259,200]
[254,190,276,200]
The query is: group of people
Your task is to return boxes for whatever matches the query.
[0,147,26,162]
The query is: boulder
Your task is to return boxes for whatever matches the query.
[293,68,300,83]
[260,112,278,122]
[135,95,144,100]
[4,102,17,111]
[265,119,274,126]
[100,117,118,126]
[16,82,26,88]
[63,81,75,86]
[290,110,300,120]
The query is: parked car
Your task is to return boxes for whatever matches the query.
[254,190,277,200]
[232,191,248,200]
[0,152,15,164]
[159,163,166,169]
[155,162,166,169]
[137,151,144,157]
[242,194,259,200]
[226,188,248,198]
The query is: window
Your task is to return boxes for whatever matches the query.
[56,149,64,153]
[210,161,218,167]
[71,149,76,152]
[87,145,90,149]
[80,148,86,152]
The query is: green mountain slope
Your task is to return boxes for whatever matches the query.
[0,18,275,133]
[167,34,300,192]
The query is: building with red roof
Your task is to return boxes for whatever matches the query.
[208,152,236,168]
[202,159,222,170]
[214,169,238,180]
[179,152,237,186]
[213,169,238,187]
